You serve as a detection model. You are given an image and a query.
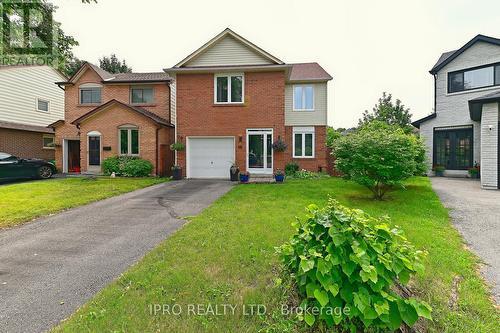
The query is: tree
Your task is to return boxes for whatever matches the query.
[98,54,132,74]
[333,121,426,200]
[326,127,341,148]
[359,92,413,133]
[65,58,86,77]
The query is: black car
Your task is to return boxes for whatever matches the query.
[0,152,56,180]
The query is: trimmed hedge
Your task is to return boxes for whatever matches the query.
[102,156,153,177]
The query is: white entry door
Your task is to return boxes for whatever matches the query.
[187,137,235,178]
[247,129,273,174]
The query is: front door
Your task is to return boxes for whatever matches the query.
[247,129,272,174]
[88,136,100,166]
[67,140,81,173]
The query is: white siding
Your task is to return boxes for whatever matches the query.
[420,41,500,175]
[184,35,274,67]
[285,83,328,126]
[0,66,65,126]
[480,103,498,189]
[170,73,177,125]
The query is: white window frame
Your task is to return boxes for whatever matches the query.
[214,73,244,104]
[118,125,140,156]
[292,127,315,158]
[42,134,55,149]
[293,85,315,111]
[130,86,155,105]
[36,98,50,112]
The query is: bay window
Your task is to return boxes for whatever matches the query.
[215,74,243,103]
[293,127,315,158]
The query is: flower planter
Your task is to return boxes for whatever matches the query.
[275,174,285,183]
[239,174,249,183]
[230,167,239,181]
[172,168,182,180]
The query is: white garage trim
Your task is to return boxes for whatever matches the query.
[186,136,236,179]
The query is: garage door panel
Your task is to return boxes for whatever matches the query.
[188,138,234,179]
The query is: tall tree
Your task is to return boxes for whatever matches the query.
[98,54,132,73]
[359,92,413,133]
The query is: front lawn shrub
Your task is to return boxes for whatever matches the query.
[102,156,153,177]
[333,121,426,199]
[285,162,300,176]
[278,199,431,331]
[290,169,329,180]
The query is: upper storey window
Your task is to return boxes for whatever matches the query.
[448,64,500,93]
[79,83,102,104]
[131,87,154,104]
[293,85,314,111]
[215,74,243,104]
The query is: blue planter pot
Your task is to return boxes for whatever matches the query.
[275,174,285,182]
[239,174,249,182]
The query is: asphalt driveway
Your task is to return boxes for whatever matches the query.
[0,180,233,333]
[431,177,500,303]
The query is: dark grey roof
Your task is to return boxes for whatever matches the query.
[0,120,54,133]
[107,72,171,83]
[411,113,436,128]
[468,90,500,121]
[88,63,114,80]
[430,34,500,74]
[469,90,500,102]
[288,63,332,81]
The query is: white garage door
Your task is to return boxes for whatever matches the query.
[188,137,235,178]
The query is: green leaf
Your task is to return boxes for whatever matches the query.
[399,269,410,285]
[314,289,329,307]
[332,233,346,246]
[374,300,389,315]
[304,312,315,326]
[413,300,432,320]
[340,281,353,303]
[386,301,402,330]
[317,258,331,275]
[363,307,378,320]
[306,282,318,298]
[300,258,315,273]
[397,299,419,326]
[328,283,339,296]
[341,261,356,276]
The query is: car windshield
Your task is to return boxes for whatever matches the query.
[0,153,14,161]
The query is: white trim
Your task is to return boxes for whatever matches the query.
[63,139,68,173]
[118,126,140,156]
[174,28,284,67]
[214,73,245,104]
[292,85,315,111]
[246,128,273,174]
[186,136,236,179]
[36,98,50,113]
[292,127,315,158]
[87,131,102,172]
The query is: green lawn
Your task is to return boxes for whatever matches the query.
[53,177,498,332]
[0,177,167,229]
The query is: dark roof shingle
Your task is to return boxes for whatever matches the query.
[289,63,332,82]
[0,120,54,133]
[108,72,171,82]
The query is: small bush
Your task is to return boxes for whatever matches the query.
[285,162,300,176]
[278,199,431,331]
[290,169,329,180]
[102,156,153,177]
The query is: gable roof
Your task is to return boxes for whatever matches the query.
[71,99,173,127]
[411,113,436,128]
[58,62,171,85]
[430,34,500,74]
[174,28,284,68]
[288,63,332,82]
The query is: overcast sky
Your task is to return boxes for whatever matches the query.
[52,0,500,128]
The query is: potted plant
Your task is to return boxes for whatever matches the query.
[272,137,287,152]
[433,165,445,177]
[274,169,285,183]
[468,162,480,179]
[170,142,185,151]
[171,165,182,180]
[230,163,239,181]
[239,171,250,183]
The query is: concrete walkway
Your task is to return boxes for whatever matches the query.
[431,177,500,303]
[0,180,233,333]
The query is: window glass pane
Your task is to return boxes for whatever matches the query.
[43,136,54,148]
[131,89,142,103]
[81,90,92,103]
[216,76,228,102]
[294,86,303,109]
[91,88,101,103]
[449,72,463,93]
[266,134,272,169]
[294,133,302,156]
[231,76,243,102]
[305,133,313,156]
[433,128,472,170]
[142,88,153,103]
[120,129,128,154]
[495,66,500,85]
[132,88,153,104]
[464,67,494,90]
[131,130,139,154]
[304,86,314,110]
[38,99,48,112]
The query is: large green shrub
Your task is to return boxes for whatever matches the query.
[278,200,431,331]
[333,121,426,199]
[102,156,153,177]
[285,162,300,176]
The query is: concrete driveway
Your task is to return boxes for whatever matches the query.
[0,180,233,333]
[431,177,500,303]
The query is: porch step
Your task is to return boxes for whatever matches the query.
[246,174,275,183]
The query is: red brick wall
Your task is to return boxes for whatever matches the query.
[0,128,54,160]
[176,71,286,172]
[54,67,171,174]
[285,125,328,172]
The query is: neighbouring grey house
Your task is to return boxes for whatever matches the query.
[413,34,500,189]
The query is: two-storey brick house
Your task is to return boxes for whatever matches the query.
[165,28,332,178]
[413,34,500,189]
[52,62,174,175]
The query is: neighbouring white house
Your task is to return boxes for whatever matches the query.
[0,65,66,160]
[413,34,500,189]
